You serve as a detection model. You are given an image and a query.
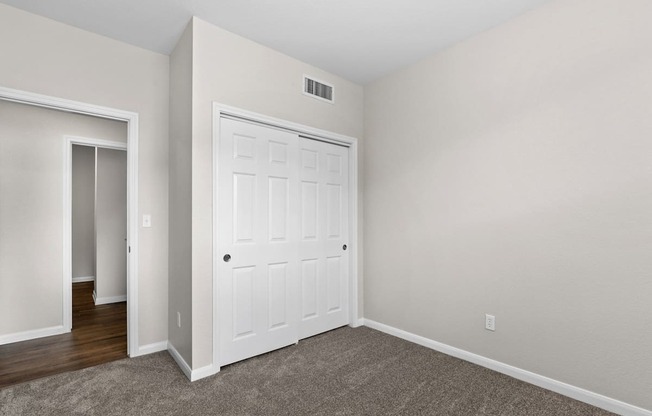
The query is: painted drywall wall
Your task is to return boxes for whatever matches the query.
[72,145,96,280]
[0,100,126,338]
[168,21,194,364]
[0,3,169,348]
[190,17,365,368]
[364,0,652,410]
[95,148,128,303]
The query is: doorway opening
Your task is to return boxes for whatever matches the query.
[67,139,128,326]
[0,96,135,386]
[0,86,140,361]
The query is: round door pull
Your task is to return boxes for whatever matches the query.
[342,245,348,251]
[223,254,231,262]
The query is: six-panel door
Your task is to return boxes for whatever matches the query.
[218,118,350,366]
[218,118,300,366]
[297,138,349,340]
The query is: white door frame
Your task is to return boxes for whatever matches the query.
[64,137,127,313]
[0,86,140,357]
[211,102,360,373]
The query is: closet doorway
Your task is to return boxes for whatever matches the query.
[213,105,359,368]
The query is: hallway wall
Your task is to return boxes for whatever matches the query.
[72,145,96,280]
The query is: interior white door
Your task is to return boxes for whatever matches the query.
[298,137,349,340]
[218,118,300,366]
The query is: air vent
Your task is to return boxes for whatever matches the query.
[303,75,334,103]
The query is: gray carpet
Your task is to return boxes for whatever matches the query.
[0,327,612,415]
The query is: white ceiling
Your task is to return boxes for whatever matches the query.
[0,0,550,84]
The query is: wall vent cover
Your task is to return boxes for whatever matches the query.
[303,75,334,103]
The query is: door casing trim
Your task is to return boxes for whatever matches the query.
[64,136,127,325]
[210,102,360,377]
[0,85,140,357]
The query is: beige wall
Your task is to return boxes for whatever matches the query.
[364,0,652,410]
[8,3,646,410]
[72,145,96,279]
[168,21,194,363]
[0,101,126,338]
[0,3,170,348]
[95,148,128,302]
[190,17,364,368]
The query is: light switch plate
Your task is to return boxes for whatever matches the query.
[485,314,496,331]
[142,214,152,228]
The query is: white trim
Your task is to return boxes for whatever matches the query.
[211,104,221,372]
[363,319,652,416]
[0,325,68,346]
[72,276,95,283]
[349,318,364,328]
[126,111,140,358]
[167,343,220,382]
[347,140,359,328]
[215,103,356,146]
[0,87,136,121]
[136,340,168,356]
[211,102,360,370]
[0,85,139,357]
[65,136,128,151]
[168,343,192,380]
[94,294,127,305]
[190,364,220,382]
[63,140,72,332]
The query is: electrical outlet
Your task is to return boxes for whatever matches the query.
[177,312,181,328]
[485,314,496,331]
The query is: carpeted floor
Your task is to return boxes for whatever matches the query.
[0,326,613,415]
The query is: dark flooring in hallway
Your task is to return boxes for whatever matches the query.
[0,281,126,389]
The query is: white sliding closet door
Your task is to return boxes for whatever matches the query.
[297,138,349,339]
[217,117,350,366]
[218,118,300,366]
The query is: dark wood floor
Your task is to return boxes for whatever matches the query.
[0,282,127,389]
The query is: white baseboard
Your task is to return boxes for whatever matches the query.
[191,363,219,381]
[349,318,365,328]
[362,319,651,416]
[167,342,220,382]
[167,342,192,380]
[94,294,127,305]
[72,276,95,283]
[134,340,168,357]
[0,325,69,346]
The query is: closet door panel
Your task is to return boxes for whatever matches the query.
[298,138,349,340]
[218,118,351,365]
[218,118,299,366]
